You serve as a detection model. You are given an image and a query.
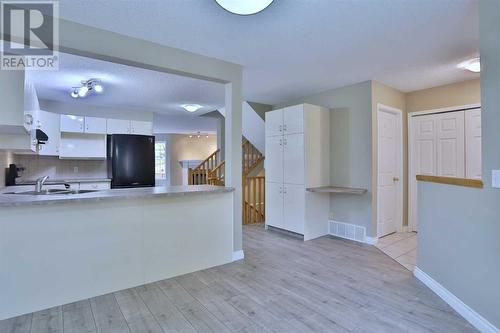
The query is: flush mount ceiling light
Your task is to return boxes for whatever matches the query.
[215,0,274,15]
[458,58,481,73]
[70,79,103,98]
[182,104,202,113]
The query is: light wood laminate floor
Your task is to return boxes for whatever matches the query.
[0,224,477,333]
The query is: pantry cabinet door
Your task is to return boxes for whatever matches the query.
[265,182,284,229]
[283,133,305,185]
[265,135,283,183]
[283,184,305,234]
[265,109,283,137]
[283,104,304,135]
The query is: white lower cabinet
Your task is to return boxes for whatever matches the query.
[265,182,284,229]
[79,182,111,190]
[283,184,305,234]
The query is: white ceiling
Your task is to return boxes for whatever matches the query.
[27,52,225,116]
[58,0,480,105]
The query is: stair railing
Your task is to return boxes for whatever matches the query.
[243,176,265,224]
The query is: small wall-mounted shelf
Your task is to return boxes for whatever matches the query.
[306,186,367,195]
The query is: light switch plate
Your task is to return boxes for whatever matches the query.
[492,170,500,188]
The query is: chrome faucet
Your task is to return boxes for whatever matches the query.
[35,176,49,193]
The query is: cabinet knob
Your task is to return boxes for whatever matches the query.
[283,124,287,131]
[393,177,400,182]
[279,125,283,132]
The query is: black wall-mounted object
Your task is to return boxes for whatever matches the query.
[107,134,155,189]
[35,129,49,145]
[5,164,24,186]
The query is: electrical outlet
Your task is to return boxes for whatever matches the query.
[73,167,79,174]
[492,170,500,188]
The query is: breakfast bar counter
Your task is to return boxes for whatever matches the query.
[0,185,235,320]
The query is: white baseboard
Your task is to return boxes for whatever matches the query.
[232,250,244,261]
[329,220,377,245]
[414,267,499,333]
[364,236,378,245]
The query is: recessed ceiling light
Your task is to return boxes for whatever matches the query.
[215,0,274,15]
[182,104,202,113]
[458,58,481,73]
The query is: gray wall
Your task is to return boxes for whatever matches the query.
[276,81,374,234]
[417,0,500,328]
[247,101,272,120]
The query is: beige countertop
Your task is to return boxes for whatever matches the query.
[0,185,234,207]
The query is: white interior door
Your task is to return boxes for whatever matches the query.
[465,109,482,179]
[377,107,402,238]
[265,182,284,229]
[436,111,465,177]
[283,184,305,234]
[265,109,283,137]
[265,135,283,183]
[283,133,305,185]
[409,114,437,231]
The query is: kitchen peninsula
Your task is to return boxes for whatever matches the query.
[0,185,234,320]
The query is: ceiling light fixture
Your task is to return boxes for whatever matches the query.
[215,0,274,15]
[182,104,202,113]
[458,57,481,73]
[70,79,104,98]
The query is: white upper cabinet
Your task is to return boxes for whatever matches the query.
[84,117,107,134]
[106,119,130,134]
[107,119,153,135]
[265,109,283,137]
[37,110,60,156]
[283,105,304,135]
[130,120,153,135]
[60,115,84,133]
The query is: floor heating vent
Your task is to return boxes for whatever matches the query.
[328,220,366,243]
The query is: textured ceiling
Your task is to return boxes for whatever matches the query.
[58,0,480,105]
[27,52,225,116]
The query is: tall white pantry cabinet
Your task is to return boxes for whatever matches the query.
[265,104,330,241]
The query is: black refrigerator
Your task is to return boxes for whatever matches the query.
[107,134,155,189]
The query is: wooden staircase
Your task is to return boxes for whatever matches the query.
[188,140,265,225]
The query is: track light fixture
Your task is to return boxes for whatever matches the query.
[70,79,103,98]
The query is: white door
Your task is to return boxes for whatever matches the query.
[377,108,402,237]
[265,109,283,137]
[107,119,130,134]
[409,114,437,231]
[436,112,465,177]
[265,182,284,229]
[265,135,283,183]
[465,109,482,179]
[85,117,107,134]
[130,120,153,135]
[283,133,305,185]
[283,104,304,135]
[37,110,60,156]
[283,184,305,234]
[60,115,84,133]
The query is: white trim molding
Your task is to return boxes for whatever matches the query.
[414,267,499,333]
[232,250,245,261]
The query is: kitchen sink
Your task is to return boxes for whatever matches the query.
[3,189,99,195]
